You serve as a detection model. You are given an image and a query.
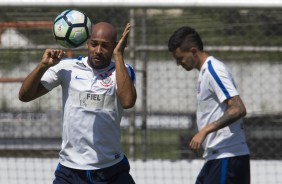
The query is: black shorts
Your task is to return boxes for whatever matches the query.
[53,156,135,184]
[196,155,250,184]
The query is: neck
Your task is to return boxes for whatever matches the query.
[196,52,209,70]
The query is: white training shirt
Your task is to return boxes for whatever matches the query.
[197,56,250,161]
[41,56,136,170]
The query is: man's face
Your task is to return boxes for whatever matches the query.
[173,48,197,71]
[87,27,116,69]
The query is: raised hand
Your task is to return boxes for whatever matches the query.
[114,23,131,56]
[41,49,65,68]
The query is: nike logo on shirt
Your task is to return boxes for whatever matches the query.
[75,76,87,80]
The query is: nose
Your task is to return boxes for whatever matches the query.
[97,45,102,53]
[95,45,102,54]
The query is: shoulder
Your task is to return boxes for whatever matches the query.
[125,63,135,81]
[125,63,135,71]
[60,56,84,65]
[207,57,226,69]
[206,57,228,76]
[52,56,86,69]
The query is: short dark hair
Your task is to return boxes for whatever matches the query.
[168,26,204,52]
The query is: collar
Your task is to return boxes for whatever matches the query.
[83,57,115,74]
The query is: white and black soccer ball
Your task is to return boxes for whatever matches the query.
[53,9,92,48]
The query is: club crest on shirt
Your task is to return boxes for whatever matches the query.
[100,72,113,87]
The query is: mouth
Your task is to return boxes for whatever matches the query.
[92,55,104,63]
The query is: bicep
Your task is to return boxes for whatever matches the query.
[225,95,247,117]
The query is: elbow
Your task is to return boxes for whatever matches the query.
[119,89,137,109]
[121,95,137,109]
[18,94,30,102]
[18,92,26,102]
[242,108,247,117]
[237,106,247,118]
[18,90,34,102]
[19,98,30,103]
[122,104,135,109]
[121,100,136,109]
[18,87,30,102]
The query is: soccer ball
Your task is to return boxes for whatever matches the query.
[53,9,92,48]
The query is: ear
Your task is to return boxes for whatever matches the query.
[190,47,198,56]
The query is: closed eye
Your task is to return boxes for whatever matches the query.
[90,40,111,49]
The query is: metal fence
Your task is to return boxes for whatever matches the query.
[0,6,282,184]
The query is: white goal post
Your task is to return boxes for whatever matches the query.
[0,0,282,8]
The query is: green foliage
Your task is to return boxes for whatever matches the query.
[121,128,195,160]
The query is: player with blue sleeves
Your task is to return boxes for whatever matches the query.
[168,26,250,184]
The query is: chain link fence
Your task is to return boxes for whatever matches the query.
[0,6,282,183]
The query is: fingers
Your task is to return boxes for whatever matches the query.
[42,49,65,67]
[189,141,197,151]
[123,23,131,35]
[49,49,65,59]
[114,23,131,54]
[189,142,202,157]
[121,23,131,40]
[189,139,201,152]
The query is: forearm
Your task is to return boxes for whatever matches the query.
[19,49,64,102]
[202,96,246,134]
[114,55,137,109]
[19,63,49,102]
[189,106,243,152]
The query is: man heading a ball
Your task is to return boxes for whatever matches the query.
[19,22,136,184]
